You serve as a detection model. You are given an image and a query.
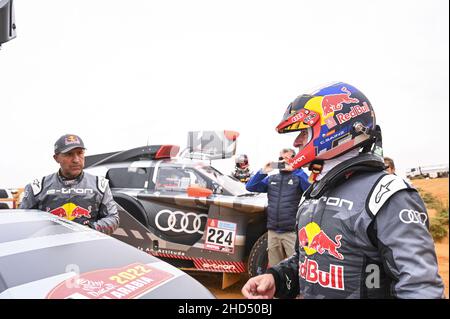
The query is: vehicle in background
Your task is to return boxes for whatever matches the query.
[0,188,14,209]
[0,0,16,49]
[0,209,214,299]
[406,163,449,179]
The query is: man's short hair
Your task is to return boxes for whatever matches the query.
[384,157,395,170]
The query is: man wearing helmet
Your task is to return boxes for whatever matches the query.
[232,154,253,183]
[242,82,444,299]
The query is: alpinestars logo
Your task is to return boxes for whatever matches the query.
[285,274,292,290]
[375,180,394,203]
[32,179,41,189]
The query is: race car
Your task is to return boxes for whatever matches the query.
[0,209,214,299]
[0,0,16,49]
[84,142,269,286]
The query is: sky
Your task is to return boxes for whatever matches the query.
[0,0,449,188]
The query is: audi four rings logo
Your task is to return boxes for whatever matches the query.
[399,209,428,225]
[155,209,208,234]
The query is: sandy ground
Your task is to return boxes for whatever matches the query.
[194,178,449,298]
[412,178,449,207]
[188,272,247,299]
[434,237,449,297]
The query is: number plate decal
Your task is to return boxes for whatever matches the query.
[204,219,237,253]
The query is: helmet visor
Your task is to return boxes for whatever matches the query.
[237,162,248,169]
[280,94,313,123]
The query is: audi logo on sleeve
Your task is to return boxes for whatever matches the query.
[155,209,208,234]
[399,209,428,225]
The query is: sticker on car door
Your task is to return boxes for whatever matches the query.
[204,219,236,253]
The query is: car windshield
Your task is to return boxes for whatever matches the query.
[197,165,249,196]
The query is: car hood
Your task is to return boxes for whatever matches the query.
[0,210,214,299]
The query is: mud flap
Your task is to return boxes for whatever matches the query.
[222,272,241,289]
[112,204,155,252]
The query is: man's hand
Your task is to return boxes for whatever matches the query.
[241,274,276,299]
[80,218,96,229]
[262,162,274,174]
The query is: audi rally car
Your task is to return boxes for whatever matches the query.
[0,209,214,299]
[84,137,269,286]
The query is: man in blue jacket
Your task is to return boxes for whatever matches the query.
[246,148,310,267]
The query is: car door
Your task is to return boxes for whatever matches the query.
[106,166,154,226]
[138,165,211,246]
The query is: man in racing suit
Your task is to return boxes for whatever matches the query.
[232,154,253,183]
[242,82,444,298]
[20,134,119,235]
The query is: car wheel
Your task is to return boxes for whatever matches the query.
[247,232,268,277]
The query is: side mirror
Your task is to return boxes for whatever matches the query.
[187,185,213,198]
[212,182,223,194]
[0,0,17,48]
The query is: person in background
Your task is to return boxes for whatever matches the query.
[246,148,310,268]
[20,134,119,235]
[384,156,396,175]
[232,154,253,183]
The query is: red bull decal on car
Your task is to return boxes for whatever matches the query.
[46,263,174,299]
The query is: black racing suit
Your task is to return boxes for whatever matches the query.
[20,171,119,235]
[267,154,445,298]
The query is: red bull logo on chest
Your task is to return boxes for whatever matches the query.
[298,222,345,290]
[298,222,344,260]
[49,203,92,221]
[299,257,344,290]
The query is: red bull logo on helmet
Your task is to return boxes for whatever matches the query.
[335,102,371,125]
[49,203,92,221]
[321,87,359,116]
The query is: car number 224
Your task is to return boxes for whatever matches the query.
[206,228,233,246]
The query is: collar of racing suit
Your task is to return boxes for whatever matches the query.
[304,151,386,199]
[315,149,360,181]
[57,170,84,186]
